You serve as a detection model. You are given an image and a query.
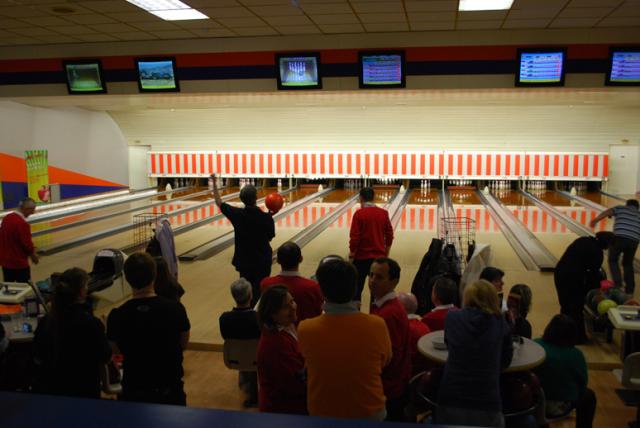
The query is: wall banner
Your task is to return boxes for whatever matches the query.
[25,150,50,205]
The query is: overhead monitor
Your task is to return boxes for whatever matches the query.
[276,53,321,90]
[63,60,106,94]
[516,49,566,87]
[359,51,406,89]
[135,57,180,92]
[606,47,640,86]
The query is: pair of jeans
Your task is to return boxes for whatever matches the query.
[608,236,639,294]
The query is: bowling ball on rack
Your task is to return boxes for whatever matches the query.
[608,288,628,305]
[265,192,284,213]
[597,299,617,315]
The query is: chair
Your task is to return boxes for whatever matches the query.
[613,351,640,428]
[223,339,259,372]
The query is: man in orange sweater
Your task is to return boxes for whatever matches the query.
[349,187,393,302]
[0,197,38,282]
[298,258,391,420]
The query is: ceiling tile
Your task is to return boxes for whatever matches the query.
[173,20,224,29]
[359,13,407,23]
[75,33,119,42]
[0,6,47,18]
[50,25,97,35]
[185,0,240,6]
[150,30,197,39]
[91,23,139,32]
[198,7,255,18]
[249,5,304,16]
[10,26,60,36]
[232,26,279,36]
[130,21,181,31]
[405,1,457,12]
[265,15,312,25]
[408,12,456,22]
[508,8,564,19]
[566,0,623,6]
[318,23,365,33]
[8,0,63,4]
[512,0,568,8]
[105,11,158,22]
[456,20,504,29]
[502,18,553,28]
[458,10,508,20]
[64,13,118,25]
[217,16,266,27]
[549,17,602,26]
[597,16,640,25]
[20,15,69,26]
[112,31,158,40]
[188,28,237,37]
[363,22,409,32]
[310,13,359,24]
[274,25,321,34]
[609,4,640,17]
[351,1,405,13]
[33,34,77,43]
[81,1,141,13]
[0,17,33,28]
[36,3,97,15]
[410,21,455,30]
[301,3,352,14]
[241,0,291,4]
[557,7,615,18]
[0,37,42,45]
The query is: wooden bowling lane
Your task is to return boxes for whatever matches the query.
[582,191,626,208]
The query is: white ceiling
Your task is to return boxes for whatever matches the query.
[0,0,638,47]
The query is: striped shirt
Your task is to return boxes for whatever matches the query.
[613,205,640,242]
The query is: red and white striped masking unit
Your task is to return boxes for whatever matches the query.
[148,151,608,180]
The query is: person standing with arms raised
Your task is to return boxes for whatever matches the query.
[349,187,394,302]
[590,199,640,295]
[212,174,275,305]
[0,197,39,282]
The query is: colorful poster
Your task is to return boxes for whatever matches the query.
[25,150,50,205]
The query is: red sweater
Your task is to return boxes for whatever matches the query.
[408,317,431,376]
[421,306,456,332]
[0,212,34,269]
[349,205,393,260]
[260,274,324,324]
[370,297,412,399]
[257,328,307,415]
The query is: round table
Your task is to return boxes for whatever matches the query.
[417,330,546,372]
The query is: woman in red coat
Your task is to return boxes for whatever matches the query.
[256,285,307,414]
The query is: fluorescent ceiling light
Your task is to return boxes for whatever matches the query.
[150,8,209,20]
[127,0,209,21]
[459,0,514,11]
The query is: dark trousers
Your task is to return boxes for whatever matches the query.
[609,237,639,294]
[122,382,186,406]
[353,258,374,302]
[2,267,30,283]
[554,270,590,343]
[239,371,258,405]
[575,388,597,428]
[239,266,271,307]
[385,392,409,422]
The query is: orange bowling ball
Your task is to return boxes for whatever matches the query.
[265,192,284,213]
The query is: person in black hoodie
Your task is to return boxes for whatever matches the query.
[33,267,112,398]
[436,279,513,428]
[554,231,615,344]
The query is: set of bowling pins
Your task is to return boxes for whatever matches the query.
[564,181,586,193]
[449,180,473,186]
[174,178,188,188]
[345,180,361,189]
[489,180,510,190]
[419,180,431,190]
[524,181,546,191]
[376,178,397,185]
[239,178,256,189]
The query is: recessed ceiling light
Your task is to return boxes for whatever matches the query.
[459,0,514,11]
[126,0,209,21]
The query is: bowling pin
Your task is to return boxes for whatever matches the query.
[318,184,323,192]
[208,176,213,191]
[165,182,172,192]
[277,178,282,190]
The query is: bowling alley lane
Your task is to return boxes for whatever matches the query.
[30,186,237,250]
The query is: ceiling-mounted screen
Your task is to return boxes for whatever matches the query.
[63,60,106,94]
[516,48,566,87]
[606,48,640,86]
[276,53,321,90]
[359,51,405,89]
[136,57,179,92]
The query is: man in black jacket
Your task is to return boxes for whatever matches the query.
[554,231,615,343]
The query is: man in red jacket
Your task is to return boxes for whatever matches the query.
[349,187,393,302]
[369,257,411,421]
[0,197,39,282]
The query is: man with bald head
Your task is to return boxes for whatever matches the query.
[398,292,431,376]
[0,197,39,282]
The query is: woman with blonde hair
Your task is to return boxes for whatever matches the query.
[435,279,513,427]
